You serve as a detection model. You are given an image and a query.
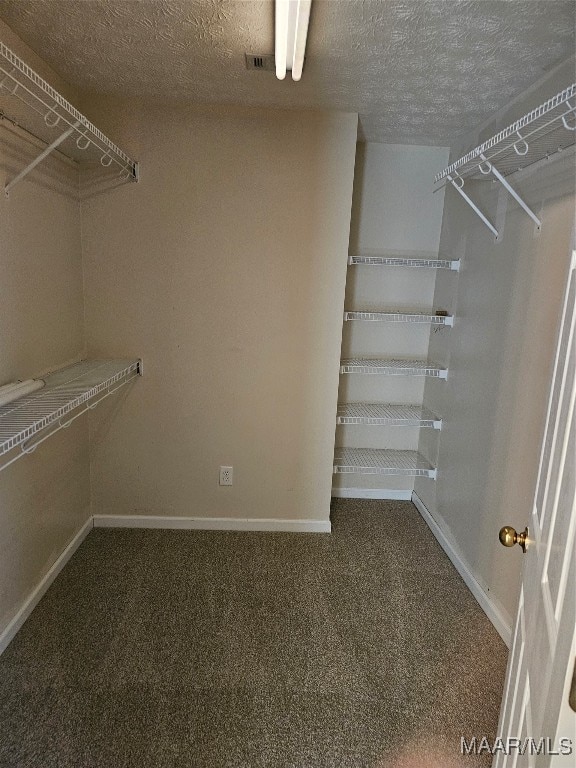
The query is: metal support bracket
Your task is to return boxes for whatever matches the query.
[5,120,80,196]
[447,173,499,238]
[479,154,541,230]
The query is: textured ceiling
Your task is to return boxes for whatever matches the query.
[0,0,574,144]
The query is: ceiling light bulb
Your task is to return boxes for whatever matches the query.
[275,0,312,81]
[275,0,289,80]
[291,0,311,81]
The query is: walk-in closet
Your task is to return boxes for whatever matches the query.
[0,2,575,766]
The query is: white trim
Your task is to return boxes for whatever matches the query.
[411,491,512,647]
[93,515,331,533]
[332,488,412,500]
[0,516,93,655]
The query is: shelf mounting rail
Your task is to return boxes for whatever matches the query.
[0,41,139,193]
[435,84,576,238]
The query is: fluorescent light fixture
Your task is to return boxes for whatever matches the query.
[275,0,312,81]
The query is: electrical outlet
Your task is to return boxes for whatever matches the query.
[219,466,233,486]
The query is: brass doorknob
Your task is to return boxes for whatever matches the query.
[499,525,528,553]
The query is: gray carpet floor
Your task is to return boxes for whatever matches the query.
[0,499,508,767]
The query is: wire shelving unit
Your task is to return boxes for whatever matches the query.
[336,214,454,493]
[349,254,460,271]
[435,83,576,237]
[344,309,453,326]
[336,403,442,429]
[340,358,448,379]
[333,448,437,479]
[0,359,141,472]
[0,42,139,194]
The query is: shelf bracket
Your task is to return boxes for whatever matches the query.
[5,120,81,196]
[478,154,541,230]
[447,173,498,238]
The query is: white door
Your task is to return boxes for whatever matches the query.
[494,244,576,767]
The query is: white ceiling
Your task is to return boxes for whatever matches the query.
[0,0,574,145]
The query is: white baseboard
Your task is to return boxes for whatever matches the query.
[0,516,93,656]
[93,515,331,533]
[411,491,512,647]
[332,488,412,500]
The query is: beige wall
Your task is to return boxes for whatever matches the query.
[415,57,576,631]
[0,21,89,639]
[81,99,357,522]
[334,142,448,495]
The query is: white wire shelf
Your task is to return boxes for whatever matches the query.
[336,403,442,429]
[333,448,437,479]
[349,255,460,271]
[435,83,576,237]
[0,42,138,192]
[0,359,141,472]
[344,309,453,326]
[436,84,576,183]
[340,358,448,379]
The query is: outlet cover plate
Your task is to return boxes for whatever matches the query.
[219,466,233,486]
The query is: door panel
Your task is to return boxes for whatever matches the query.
[495,245,576,768]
